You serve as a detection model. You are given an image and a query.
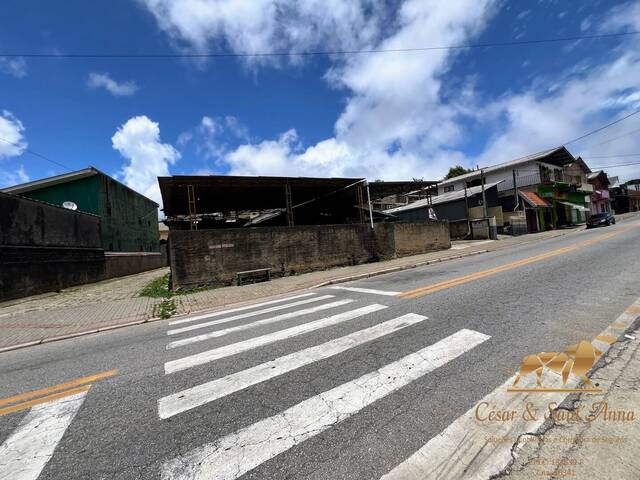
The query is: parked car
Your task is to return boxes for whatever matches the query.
[587,212,616,228]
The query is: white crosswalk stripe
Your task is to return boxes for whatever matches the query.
[328,286,401,296]
[0,391,87,480]
[164,304,387,374]
[168,292,317,326]
[158,313,427,419]
[161,329,490,480]
[166,298,355,349]
[167,294,335,336]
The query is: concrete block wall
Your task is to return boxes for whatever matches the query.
[0,193,167,301]
[169,221,450,289]
[1,191,101,248]
[104,252,168,279]
[390,221,450,256]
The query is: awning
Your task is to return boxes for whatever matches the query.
[519,191,551,208]
[558,201,590,212]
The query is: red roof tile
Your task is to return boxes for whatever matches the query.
[519,191,551,208]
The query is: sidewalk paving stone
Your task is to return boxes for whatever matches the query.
[3,218,636,351]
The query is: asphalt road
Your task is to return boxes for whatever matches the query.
[1,219,639,480]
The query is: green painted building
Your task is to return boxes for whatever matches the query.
[2,167,159,252]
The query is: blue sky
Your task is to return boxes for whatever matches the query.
[1,0,639,206]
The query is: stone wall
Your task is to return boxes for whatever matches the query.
[169,221,450,289]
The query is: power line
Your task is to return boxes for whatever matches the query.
[1,31,638,59]
[580,127,640,150]
[0,137,73,172]
[563,108,640,145]
[585,153,640,158]
[591,161,640,169]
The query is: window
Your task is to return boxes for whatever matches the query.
[444,185,455,193]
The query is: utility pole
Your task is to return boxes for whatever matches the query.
[463,183,469,219]
[365,181,374,229]
[481,168,487,217]
[512,169,518,210]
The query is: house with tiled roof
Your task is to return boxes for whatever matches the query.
[437,147,593,233]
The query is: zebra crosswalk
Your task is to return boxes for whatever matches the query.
[158,292,492,480]
[0,391,88,480]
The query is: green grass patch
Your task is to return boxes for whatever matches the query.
[156,299,177,319]
[140,274,171,298]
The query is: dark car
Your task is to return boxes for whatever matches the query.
[587,212,616,228]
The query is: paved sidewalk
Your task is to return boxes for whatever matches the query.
[501,327,640,480]
[0,226,591,351]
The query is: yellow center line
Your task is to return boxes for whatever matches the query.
[0,369,117,408]
[399,227,628,299]
[0,384,92,416]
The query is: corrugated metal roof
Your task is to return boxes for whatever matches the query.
[1,167,98,193]
[438,146,573,187]
[384,181,503,214]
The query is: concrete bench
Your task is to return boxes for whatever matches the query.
[236,268,271,286]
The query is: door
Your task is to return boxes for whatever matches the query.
[525,209,539,233]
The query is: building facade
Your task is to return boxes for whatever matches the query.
[587,170,612,214]
[436,147,592,232]
[611,179,640,213]
[2,167,159,252]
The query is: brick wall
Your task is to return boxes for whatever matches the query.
[169,221,450,289]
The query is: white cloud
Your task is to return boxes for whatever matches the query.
[177,115,252,162]
[112,116,180,207]
[138,0,384,65]
[142,0,640,183]
[88,72,139,96]
[0,110,27,159]
[0,165,29,188]
[218,0,496,180]
[0,110,28,188]
[0,57,27,78]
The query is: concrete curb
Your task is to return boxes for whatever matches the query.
[0,316,162,354]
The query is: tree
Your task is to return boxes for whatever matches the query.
[444,165,473,179]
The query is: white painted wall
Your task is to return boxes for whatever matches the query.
[437,161,562,195]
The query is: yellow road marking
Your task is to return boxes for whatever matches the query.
[399,228,628,299]
[595,335,617,344]
[610,322,627,328]
[0,369,117,408]
[625,305,640,315]
[0,384,92,416]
